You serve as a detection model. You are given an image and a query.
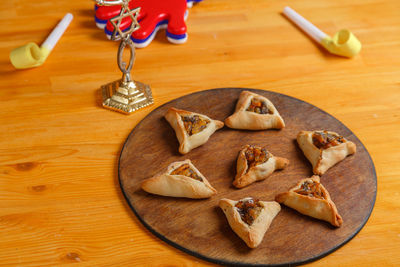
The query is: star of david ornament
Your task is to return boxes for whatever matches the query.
[109,5,140,40]
[95,0,153,114]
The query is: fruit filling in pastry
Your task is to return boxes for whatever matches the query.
[170,163,203,182]
[235,198,263,225]
[244,145,271,171]
[246,98,272,114]
[181,115,210,136]
[294,180,326,199]
[312,131,346,149]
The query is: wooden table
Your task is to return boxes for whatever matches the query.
[0,0,399,266]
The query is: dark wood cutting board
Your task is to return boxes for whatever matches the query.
[119,88,376,266]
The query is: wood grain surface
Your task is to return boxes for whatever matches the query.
[1,0,400,266]
[119,88,376,266]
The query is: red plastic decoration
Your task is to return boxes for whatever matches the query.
[95,0,202,48]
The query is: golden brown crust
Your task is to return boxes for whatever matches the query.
[141,159,217,199]
[275,176,343,227]
[225,91,285,130]
[165,107,224,154]
[219,198,281,248]
[233,145,289,188]
[297,130,356,175]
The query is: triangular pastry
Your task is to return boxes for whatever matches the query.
[141,159,217,199]
[219,197,281,248]
[233,145,289,188]
[225,91,285,130]
[275,175,343,227]
[165,107,224,154]
[297,130,356,175]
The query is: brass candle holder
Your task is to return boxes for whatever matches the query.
[96,0,154,114]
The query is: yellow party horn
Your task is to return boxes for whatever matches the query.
[10,13,73,69]
[283,6,361,58]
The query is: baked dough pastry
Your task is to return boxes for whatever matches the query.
[165,107,224,154]
[275,175,343,227]
[141,159,217,198]
[297,130,356,175]
[233,145,289,188]
[219,197,281,248]
[225,91,285,130]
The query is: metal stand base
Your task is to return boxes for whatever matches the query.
[101,79,153,114]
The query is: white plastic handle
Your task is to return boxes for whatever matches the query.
[283,6,327,43]
[41,13,73,51]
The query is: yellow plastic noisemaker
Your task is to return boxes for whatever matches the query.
[10,13,73,69]
[283,7,361,58]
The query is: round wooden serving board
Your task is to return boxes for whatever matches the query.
[119,88,376,266]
